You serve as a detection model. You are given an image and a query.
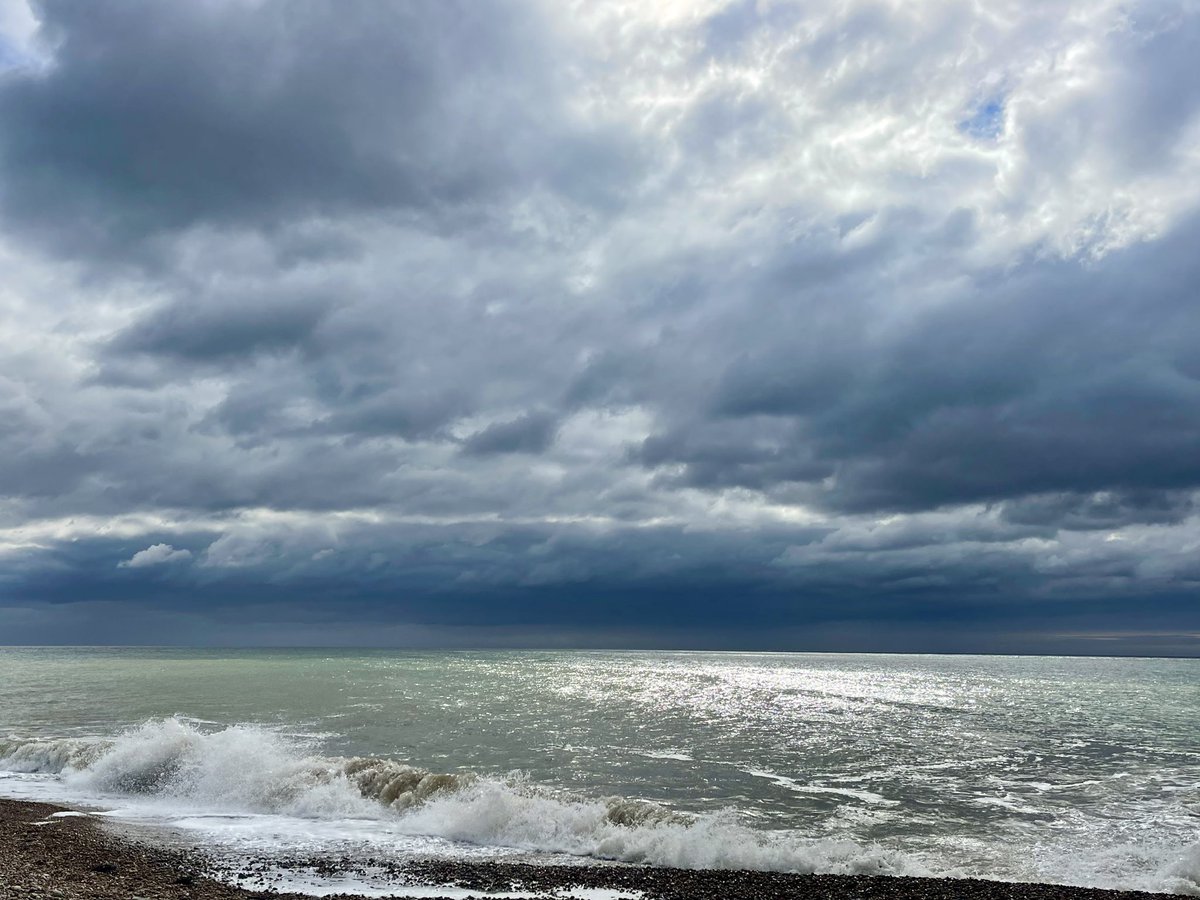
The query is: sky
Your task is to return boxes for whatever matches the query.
[1,0,1199,654]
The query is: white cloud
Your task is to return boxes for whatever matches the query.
[118,543,193,569]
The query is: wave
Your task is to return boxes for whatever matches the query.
[1166,845,1200,897]
[0,736,106,774]
[0,717,918,875]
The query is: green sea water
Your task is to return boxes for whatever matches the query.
[1,648,1198,893]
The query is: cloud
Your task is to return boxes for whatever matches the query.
[635,211,1200,516]
[462,411,559,456]
[118,543,193,569]
[0,0,1199,650]
[0,0,639,257]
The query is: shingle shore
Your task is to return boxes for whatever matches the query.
[0,798,1176,900]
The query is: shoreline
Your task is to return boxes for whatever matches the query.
[0,798,1183,900]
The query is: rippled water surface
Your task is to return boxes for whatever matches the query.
[1,648,1197,893]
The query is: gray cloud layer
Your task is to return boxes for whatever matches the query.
[1,0,1198,651]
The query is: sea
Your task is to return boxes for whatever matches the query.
[0,648,1197,896]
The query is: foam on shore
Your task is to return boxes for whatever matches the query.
[0,717,918,876]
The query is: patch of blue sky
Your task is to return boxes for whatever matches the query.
[959,97,1006,141]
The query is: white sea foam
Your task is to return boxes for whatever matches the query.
[1164,844,1200,896]
[971,796,1046,816]
[634,749,693,762]
[397,776,915,874]
[0,718,921,877]
[744,768,899,807]
[6,717,1199,895]
[229,866,643,900]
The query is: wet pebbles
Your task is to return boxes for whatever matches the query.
[0,799,1177,900]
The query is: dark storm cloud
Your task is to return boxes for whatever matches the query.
[636,417,833,490]
[637,210,1200,524]
[998,491,1197,531]
[317,385,473,443]
[0,0,635,256]
[107,291,330,363]
[462,411,559,456]
[5,517,1198,653]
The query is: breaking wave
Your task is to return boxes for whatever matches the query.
[0,717,917,875]
[0,736,105,774]
[1166,845,1200,897]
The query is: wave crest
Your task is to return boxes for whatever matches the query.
[1,717,921,876]
[343,756,475,810]
[0,737,107,774]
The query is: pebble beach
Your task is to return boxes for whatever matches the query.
[0,799,1182,900]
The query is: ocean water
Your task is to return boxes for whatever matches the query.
[0,648,1197,895]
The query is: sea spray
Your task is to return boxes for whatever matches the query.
[66,719,379,819]
[1164,844,1200,896]
[0,717,921,875]
[0,737,105,774]
[398,776,917,874]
